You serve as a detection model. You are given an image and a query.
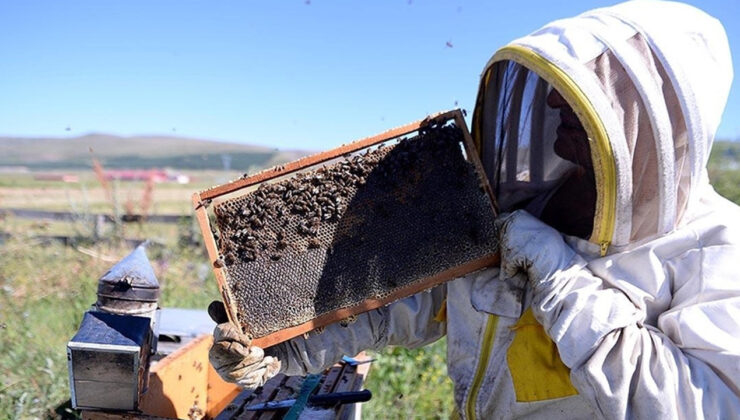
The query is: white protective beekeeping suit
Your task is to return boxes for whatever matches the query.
[268,1,740,418]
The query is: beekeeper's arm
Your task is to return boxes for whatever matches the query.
[209,285,446,387]
[498,210,740,418]
[269,284,447,376]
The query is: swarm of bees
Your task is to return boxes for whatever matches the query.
[214,146,380,266]
[213,123,499,338]
[214,123,487,268]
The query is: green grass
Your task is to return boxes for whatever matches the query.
[0,240,107,419]
[364,340,455,419]
[709,168,740,205]
[0,234,221,419]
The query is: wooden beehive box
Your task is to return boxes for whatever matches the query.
[193,110,499,347]
[81,335,241,420]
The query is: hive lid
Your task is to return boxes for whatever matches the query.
[69,310,151,348]
[97,243,160,303]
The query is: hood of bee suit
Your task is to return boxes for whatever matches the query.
[472,0,733,256]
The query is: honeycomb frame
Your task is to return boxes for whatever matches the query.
[193,109,500,348]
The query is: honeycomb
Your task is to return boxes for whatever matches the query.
[213,123,498,339]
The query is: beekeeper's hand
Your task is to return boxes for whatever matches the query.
[208,301,281,390]
[496,209,576,283]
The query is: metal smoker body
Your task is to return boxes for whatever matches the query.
[67,244,161,411]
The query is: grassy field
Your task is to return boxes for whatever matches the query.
[0,230,223,418]
[708,141,740,205]
[0,177,454,419]
[0,171,240,213]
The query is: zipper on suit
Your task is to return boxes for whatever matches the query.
[465,314,499,420]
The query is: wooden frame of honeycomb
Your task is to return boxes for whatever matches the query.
[193,109,499,348]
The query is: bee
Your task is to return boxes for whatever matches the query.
[339,314,358,327]
[298,221,311,234]
[213,257,226,268]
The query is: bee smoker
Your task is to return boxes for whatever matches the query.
[67,243,160,411]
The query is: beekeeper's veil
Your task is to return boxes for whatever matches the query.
[472,0,733,255]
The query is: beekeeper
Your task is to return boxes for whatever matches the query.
[209,1,740,418]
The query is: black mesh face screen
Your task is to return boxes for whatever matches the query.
[213,123,499,338]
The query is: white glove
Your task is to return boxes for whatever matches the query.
[209,322,281,390]
[496,209,576,283]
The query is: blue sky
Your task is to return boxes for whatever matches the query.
[1,0,738,150]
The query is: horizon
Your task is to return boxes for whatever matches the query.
[2,127,739,147]
[1,1,738,149]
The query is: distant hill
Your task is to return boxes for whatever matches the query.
[0,133,309,170]
[3,133,735,172]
